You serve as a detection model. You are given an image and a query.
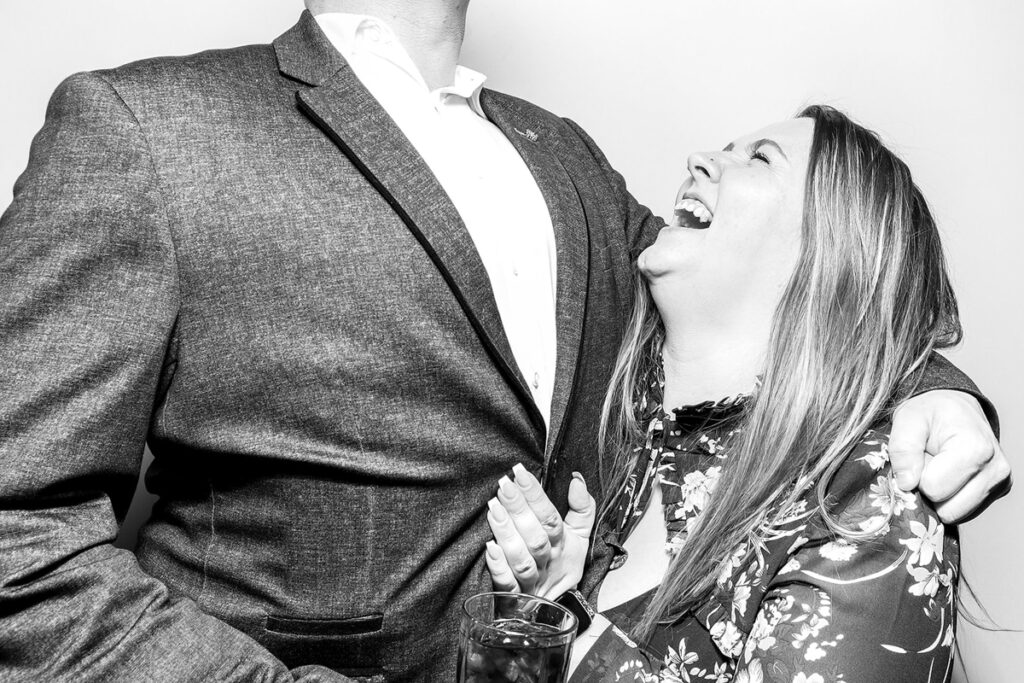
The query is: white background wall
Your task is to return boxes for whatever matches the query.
[1,2,1020,680]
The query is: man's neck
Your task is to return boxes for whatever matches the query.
[305,0,469,89]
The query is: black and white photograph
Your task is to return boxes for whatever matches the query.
[1,1,1020,681]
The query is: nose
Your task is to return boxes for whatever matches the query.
[687,151,721,183]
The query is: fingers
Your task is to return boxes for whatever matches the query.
[485,541,519,592]
[888,401,930,491]
[498,473,554,566]
[917,433,990,502]
[487,498,539,592]
[924,442,1011,524]
[564,472,597,539]
[932,467,1008,525]
[932,475,989,524]
[511,463,565,547]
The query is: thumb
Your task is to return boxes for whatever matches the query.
[888,406,930,491]
[564,472,596,538]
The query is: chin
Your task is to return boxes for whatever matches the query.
[637,248,666,280]
[639,256,688,285]
[636,251,648,273]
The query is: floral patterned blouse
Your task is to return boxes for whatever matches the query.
[572,375,959,682]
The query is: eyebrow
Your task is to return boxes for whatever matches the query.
[721,138,789,160]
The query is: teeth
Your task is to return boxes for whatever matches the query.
[674,197,713,224]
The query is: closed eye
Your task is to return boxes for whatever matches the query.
[746,138,788,164]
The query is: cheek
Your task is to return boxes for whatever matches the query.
[725,179,802,247]
[718,174,778,225]
[715,199,786,256]
[741,211,802,288]
[706,191,802,284]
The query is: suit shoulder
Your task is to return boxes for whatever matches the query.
[90,43,278,97]
[481,90,621,181]
[61,43,289,130]
[480,88,597,145]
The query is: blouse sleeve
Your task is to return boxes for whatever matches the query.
[570,621,659,682]
[734,432,959,682]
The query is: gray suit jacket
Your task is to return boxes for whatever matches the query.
[0,11,990,683]
[0,12,659,683]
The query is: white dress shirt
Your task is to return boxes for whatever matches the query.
[314,13,558,427]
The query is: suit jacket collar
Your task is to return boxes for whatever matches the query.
[274,12,590,461]
[274,10,349,86]
[480,92,590,461]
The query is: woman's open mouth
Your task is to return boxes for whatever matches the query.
[674,197,713,229]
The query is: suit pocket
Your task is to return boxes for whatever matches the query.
[265,612,384,637]
[263,613,387,678]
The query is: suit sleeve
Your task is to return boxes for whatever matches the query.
[901,351,999,438]
[560,117,666,258]
[0,72,349,682]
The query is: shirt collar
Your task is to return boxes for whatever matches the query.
[313,12,488,117]
[441,66,487,116]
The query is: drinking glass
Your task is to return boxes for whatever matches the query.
[457,591,577,683]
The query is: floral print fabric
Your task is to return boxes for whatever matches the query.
[573,378,959,682]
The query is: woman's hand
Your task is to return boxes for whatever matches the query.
[484,464,596,600]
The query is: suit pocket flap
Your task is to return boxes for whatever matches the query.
[265,612,384,637]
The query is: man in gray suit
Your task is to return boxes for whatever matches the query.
[0,1,1007,681]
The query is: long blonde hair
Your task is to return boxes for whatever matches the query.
[597,105,962,640]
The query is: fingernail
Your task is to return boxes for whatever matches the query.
[572,471,586,485]
[486,541,501,560]
[512,463,531,487]
[488,497,508,521]
[498,476,517,497]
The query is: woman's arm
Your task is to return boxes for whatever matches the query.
[568,614,663,681]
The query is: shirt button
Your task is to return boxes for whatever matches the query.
[532,373,540,389]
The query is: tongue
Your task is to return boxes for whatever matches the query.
[676,207,710,230]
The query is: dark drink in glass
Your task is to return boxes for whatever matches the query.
[457,593,576,683]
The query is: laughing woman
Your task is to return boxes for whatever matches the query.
[487,106,964,681]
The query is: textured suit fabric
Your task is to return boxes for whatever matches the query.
[0,11,991,683]
[0,12,658,683]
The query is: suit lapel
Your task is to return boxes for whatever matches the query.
[274,13,545,439]
[481,92,590,460]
